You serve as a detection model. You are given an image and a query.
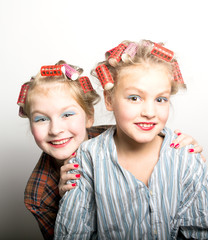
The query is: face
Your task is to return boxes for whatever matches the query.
[105,64,171,145]
[29,86,93,162]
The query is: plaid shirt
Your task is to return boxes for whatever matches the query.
[24,125,111,240]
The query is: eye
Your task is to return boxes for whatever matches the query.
[34,116,49,122]
[156,97,168,103]
[62,111,76,118]
[127,95,141,102]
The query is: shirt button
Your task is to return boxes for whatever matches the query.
[150,190,153,196]
[154,229,157,234]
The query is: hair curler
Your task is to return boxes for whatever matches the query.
[61,64,79,80]
[40,65,63,76]
[172,61,184,83]
[79,76,94,93]
[108,43,127,67]
[121,42,138,62]
[151,43,174,62]
[95,64,114,90]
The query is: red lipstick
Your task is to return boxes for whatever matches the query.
[49,138,71,148]
[136,122,156,131]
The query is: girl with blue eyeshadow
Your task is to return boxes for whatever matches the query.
[17,58,204,240]
[54,41,208,239]
[17,60,102,239]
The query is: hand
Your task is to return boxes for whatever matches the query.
[170,129,206,162]
[58,153,81,197]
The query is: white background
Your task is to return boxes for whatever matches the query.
[1,0,208,239]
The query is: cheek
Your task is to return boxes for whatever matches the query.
[158,105,170,123]
[31,124,46,144]
[114,102,137,121]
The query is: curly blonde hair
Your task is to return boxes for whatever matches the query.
[92,39,186,95]
[21,60,100,119]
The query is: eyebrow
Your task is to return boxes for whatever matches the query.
[124,87,171,96]
[30,104,78,116]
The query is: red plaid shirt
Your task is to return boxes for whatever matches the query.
[24,125,111,240]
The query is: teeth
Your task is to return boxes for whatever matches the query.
[51,139,69,145]
[139,123,154,127]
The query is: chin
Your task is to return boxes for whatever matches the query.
[134,134,157,143]
[50,153,72,161]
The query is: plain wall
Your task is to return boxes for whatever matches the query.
[1,0,208,239]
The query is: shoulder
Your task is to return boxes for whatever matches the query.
[81,126,116,151]
[73,126,116,178]
[161,127,202,162]
[161,127,206,181]
[24,152,60,207]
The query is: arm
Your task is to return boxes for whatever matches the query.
[54,149,97,240]
[24,203,57,240]
[24,153,61,240]
[174,153,208,238]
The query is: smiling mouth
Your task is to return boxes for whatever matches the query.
[136,122,156,131]
[50,138,71,145]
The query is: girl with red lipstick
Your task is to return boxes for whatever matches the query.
[17,60,203,240]
[17,60,108,240]
[55,41,208,239]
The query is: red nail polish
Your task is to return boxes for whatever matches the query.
[175,144,180,149]
[170,143,175,148]
[71,152,76,156]
[177,133,182,136]
[74,164,79,168]
[188,149,194,153]
[72,183,76,187]
[75,174,81,178]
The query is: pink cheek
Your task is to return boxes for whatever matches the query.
[160,111,169,123]
[31,127,44,143]
[120,109,136,121]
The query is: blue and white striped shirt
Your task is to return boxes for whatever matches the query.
[54,126,208,239]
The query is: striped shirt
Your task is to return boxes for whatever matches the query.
[54,126,208,240]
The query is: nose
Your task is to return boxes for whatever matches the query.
[140,100,156,119]
[48,119,64,135]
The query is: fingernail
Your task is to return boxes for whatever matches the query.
[75,174,81,178]
[71,152,76,157]
[175,144,180,149]
[188,149,194,153]
[177,133,182,136]
[74,164,79,168]
[170,143,175,148]
[72,183,76,187]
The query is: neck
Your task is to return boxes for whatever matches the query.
[114,129,164,186]
[114,130,163,161]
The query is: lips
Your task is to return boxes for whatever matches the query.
[136,122,156,131]
[49,138,72,148]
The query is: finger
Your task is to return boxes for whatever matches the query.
[60,163,79,174]
[61,173,81,182]
[174,129,182,136]
[171,133,198,149]
[174,131,199,146]
[59,183,77,197]
[170,134,186,149]
[188,145,203,154]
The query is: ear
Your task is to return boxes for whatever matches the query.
[104,90,113,111]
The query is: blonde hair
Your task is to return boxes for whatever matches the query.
[92,39,186,95]
[22,60,100,119]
